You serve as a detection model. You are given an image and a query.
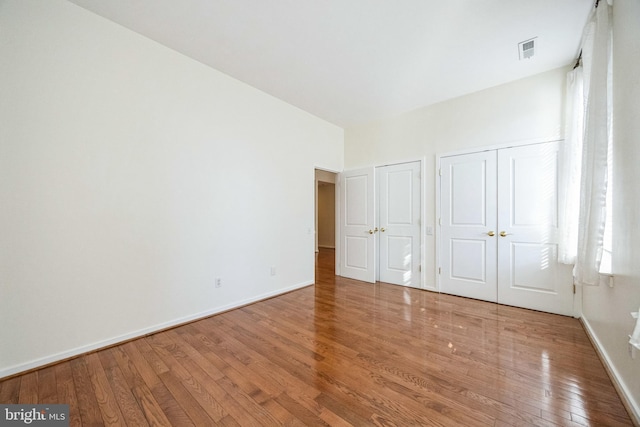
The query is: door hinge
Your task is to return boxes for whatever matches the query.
[419,264,422,272]
[573,284,576,294]
[439,168,442,176]
[438,218,442,226]
[438,267,441,275]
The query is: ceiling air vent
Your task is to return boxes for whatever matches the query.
[518,38,537,60]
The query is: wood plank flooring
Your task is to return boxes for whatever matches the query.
[1,248,633,426]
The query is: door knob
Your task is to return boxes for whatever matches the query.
[487,231,495,236]
[380,227,386,232]
[374,227,379,233]
[368,229,374,235]
[500,231,510,237]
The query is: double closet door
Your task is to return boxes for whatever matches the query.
[439,142,574,316]
[339,162,421,288]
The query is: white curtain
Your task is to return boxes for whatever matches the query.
[558,67,583,265]
[559,3,612,286]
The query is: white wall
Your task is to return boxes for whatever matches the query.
[581,0,640,420]
[0,0,343,377]
[345,66,567,288]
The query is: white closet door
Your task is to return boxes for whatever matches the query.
[440,151,498,302]
[496,143,574,316]
[339,168,376,283]
[378,162,421,287]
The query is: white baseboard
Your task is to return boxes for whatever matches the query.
[581,316,640,425]
[0,280,313,380]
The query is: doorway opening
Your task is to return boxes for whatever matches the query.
[315,169,338,275]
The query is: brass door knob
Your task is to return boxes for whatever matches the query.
[380,227,386,232]
[487,231,495,236]
[368,229,374,235]
[500,231,510,237]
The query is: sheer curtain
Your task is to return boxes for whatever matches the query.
[558,67,583,265]
[559,2,612,286]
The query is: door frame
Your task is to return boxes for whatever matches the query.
[435,138,582,317]
[336,158,426,288]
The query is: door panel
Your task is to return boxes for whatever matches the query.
[440,151,498,302]
[378,162,421,287]
[340,168,376,283]
[511,242,560,292]
[497,143,573,315]
[386,236,411,268]
[345,174,369,224]
[451,161,490,226]
[345,236,369,271]
[450,239,488,283]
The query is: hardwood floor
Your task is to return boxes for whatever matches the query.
[1,248,633,426]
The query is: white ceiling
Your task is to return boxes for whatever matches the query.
[68,0,592,127]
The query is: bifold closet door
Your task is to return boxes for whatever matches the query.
[378,162,421,288]
[496,143,573,316]
[340,162,422,288]
[440,151,498,302]
[339,167,376,283]
[440,142,573,316]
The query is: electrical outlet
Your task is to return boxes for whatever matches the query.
[215,277,222,288]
